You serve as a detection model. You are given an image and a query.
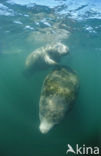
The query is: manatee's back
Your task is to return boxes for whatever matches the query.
[39,67,79,124]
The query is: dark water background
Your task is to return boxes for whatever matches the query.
[0,0,101,156]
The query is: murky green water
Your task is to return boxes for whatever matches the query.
[0,1,101,156]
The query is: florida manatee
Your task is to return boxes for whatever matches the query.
[25,42,69,73]
[39,67,79,134]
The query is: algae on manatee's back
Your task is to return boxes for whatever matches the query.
[39,66,79,134]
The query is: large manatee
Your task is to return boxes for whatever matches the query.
[39,67,79,134]
[25,42,69,73]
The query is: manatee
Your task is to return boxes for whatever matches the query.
[25,42,69,73]
[39,67,79,134]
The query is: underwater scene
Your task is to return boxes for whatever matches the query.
[0,0,101,156]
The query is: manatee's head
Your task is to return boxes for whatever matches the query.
[39,95,66,134]
[39,118,55,134]
[54,42,69,56]
[47,42,69,58]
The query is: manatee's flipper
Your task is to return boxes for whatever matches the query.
[44,55,58,65]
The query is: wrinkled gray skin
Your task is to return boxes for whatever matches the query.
[39,67,79,134]
[25,42,69,73]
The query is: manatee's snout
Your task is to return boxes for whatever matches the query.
[39,119,54,134]
[56,43,69,56]
[61,45,69,56]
